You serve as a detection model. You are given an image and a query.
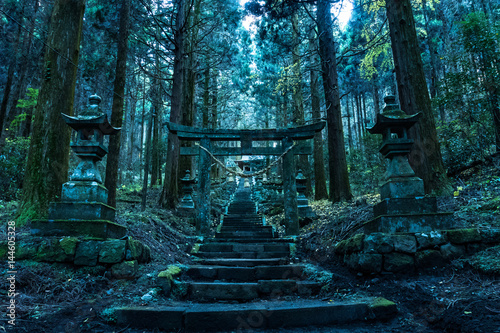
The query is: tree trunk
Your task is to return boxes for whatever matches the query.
[202,65,210,128]
[141,108,154,211]
[309,27,328,200]
[386,0,452,195]
[317,0,352,202]
[346,94,354,153]
[179,0,201,180]
[151,50,161,186]
[19,0,85,222]
[105,0,131,207]
[160,0,187,208]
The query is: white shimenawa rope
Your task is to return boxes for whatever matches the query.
[195,143,295,178]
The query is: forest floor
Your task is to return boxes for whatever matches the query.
[1,157,500,333]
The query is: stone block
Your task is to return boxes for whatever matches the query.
[16,239,40,260]
[369,297,398,320]
[335,234,365,254]
[75,241,101,266]
[364,213,454,234]
[49,202,116,221]
[446,229,481,244]
[440,243,466,260]
[346,253,383,273]
[141,245,151,263]
[99,240,126,264]
[416,231,447,250]
[189,282,259,300]
[415,250,445,268]
[126,238,144,261]
[36,237,78,262]
[116,307,186,331]
[480,229,500,243]
[258,280,297,295]
[61,181,108,202]
[296,281,322,296]
[364,233,394,253]
[383,253,414,273]
[374,197,437,216]
[358,253,383,273]
[393,235,417,254]
[31,219,127,239]
[379,177,424,199]
[111,260,138,279]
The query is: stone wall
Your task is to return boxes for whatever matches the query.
[1,236,151,279]
[335,228,500,274]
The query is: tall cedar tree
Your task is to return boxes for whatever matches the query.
[309,26,328,200]
[160,0,187,208]
[105,0,131,207]
[317,0,352,202]
[19,0,85,221]
[386,0,452,194]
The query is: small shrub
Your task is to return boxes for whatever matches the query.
[0,137,30,200]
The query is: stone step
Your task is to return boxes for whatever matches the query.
[195,251,290,259]
[220,226,271,232]
[216,231,274,239]
[198,242,290,253]
[185,265,305,281]
[116,297,398,332]
[195,258,288,267]
[207,238,293,243]
[182,279,318,301]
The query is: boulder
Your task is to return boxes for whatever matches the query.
[383,253,414,273]
[99,240,126,264]
[364,233,393,254]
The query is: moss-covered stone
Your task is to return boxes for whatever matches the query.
[75,241,101,266]
[158,265,184,296]
[392,235,417,254]
[59,237,78,255]
[440,243,466,260]
[36,238,75,262]
[364,233,393,254]
[370,297,398,320]
[111,260,138,279]
[99,240,126,264]
[16,239,40,260]
[345,233,365,253]
[140,245,151,263]
[415,231,447,250]
[383,253,414,272]
[346,253,383,273]
[415,250,445,268]
[126,238,144,261]
[466,245,500,274]
[446,229,481,244]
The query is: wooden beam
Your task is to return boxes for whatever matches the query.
[166,121,326,141]
[180,144,313,156]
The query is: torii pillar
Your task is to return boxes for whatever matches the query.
[282,136,299,235]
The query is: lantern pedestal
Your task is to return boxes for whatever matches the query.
[31,95,126,239]
[364,96,453,234]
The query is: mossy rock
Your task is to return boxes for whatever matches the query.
[466,245,500,274]
[126,237,144,261]
[111,260,138,279]
[36,237,77,262]
[99,240,126,264]
[370,297,398,320]
[383,253,414,273]
[158,265,185,296]
[16,239,40,260]
[446,229,481,244]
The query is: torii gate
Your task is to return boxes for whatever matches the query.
[166,121,326,236]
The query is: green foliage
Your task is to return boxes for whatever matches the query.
[0,137,30,201]
[347,135,384,196]
[9,88,38,132]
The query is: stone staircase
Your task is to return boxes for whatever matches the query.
[116,180,397,332]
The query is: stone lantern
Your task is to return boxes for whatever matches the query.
[178,170,195,214]
[367,95,423,199]
[33,95,126,239]
[364,95,452,234]
[296,170,314,218]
